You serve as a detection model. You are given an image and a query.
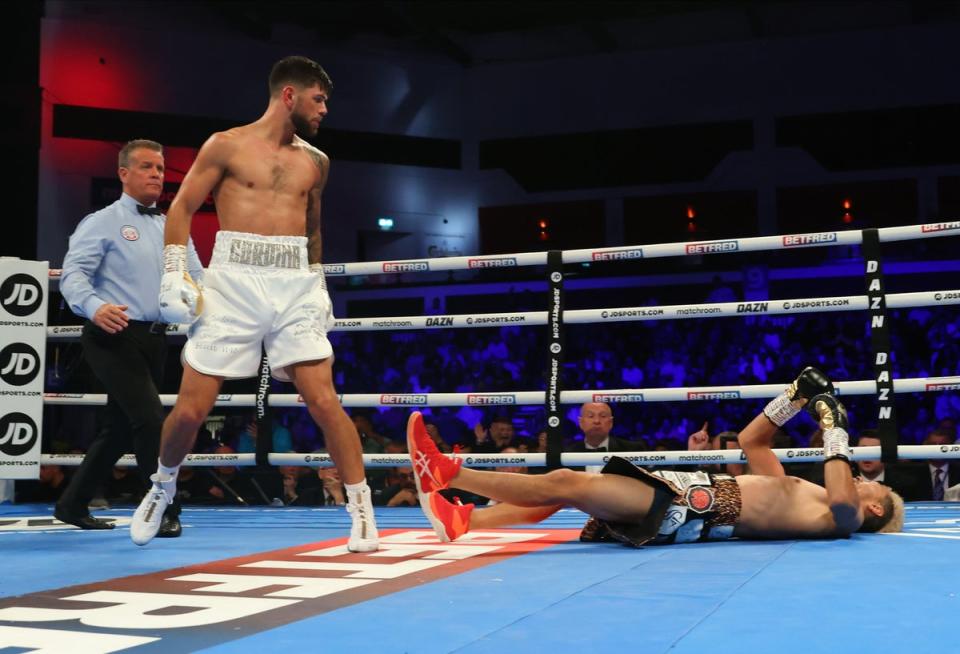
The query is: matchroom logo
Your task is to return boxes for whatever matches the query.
[0,529,578,652]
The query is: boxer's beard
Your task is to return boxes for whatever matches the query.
[291,112,317,139]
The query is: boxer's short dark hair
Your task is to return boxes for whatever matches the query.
[269,56,333,95]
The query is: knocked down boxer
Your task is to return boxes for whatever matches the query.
[408,367,904,545]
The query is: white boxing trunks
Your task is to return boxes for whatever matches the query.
[183,230,333,381]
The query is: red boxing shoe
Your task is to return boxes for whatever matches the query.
[422,492,473,542]
[407,411,462,494]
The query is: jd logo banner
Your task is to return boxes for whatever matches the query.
[0,274,42,317]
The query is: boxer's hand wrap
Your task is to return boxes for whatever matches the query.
[159,244,203,324]
[309,263,327,291]
[822,427,852,463]
[763,393,800,427]
[763,366,834,427]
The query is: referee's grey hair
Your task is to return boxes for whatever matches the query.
[119,139,163,168]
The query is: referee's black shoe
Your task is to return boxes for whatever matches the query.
[157,512,182,538]
[54,505,115,530]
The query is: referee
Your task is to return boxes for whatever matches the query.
[55,139,203,533]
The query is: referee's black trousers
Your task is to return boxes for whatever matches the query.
[57,321,179,517]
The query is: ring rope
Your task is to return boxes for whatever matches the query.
[46,221,959,280]
[37,221,958,472]
[42,374,960,407]
[43,288,960,339]
[39,443,960,468]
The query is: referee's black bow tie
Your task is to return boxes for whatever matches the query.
[137,204,162,216]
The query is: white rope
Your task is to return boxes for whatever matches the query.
[42,393,258,407]
[46,221,960,280]
[42,375,960,407]
[41,452,256,467]
[43,288,960,340]
[38,444,960,468]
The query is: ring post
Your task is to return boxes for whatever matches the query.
[861,228,899,463]
[545,250,565,470]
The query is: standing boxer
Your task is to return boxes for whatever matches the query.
[130,57,378,551]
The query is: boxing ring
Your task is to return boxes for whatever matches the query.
[2,221,960,652]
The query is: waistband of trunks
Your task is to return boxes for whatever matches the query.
[210,230,309,271]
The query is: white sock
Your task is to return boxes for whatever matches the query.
[157,459,180,481]
[344,481,369,500]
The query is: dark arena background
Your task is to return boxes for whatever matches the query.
[2,1,960,652]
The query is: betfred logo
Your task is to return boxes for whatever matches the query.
[0,274,43,317]
[592,393,644,403]
[921,222,960,233]
[684,241,738,255]
[687,391,741,400]
[382,261,429,273]
[927,383,960,391]
[468,257,517,268]
[467,394,516,405]
[379,394,427,405]
[591,248,643,261]
[0,529,578,651]
[782,233,838,247]
[324,264,346,274]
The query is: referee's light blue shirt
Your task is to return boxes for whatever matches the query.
[60,193,205,322]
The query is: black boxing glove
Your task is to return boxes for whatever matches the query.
[763,366,835,427]
[806,392,848,430]
[790,366,834,402]
[807,394,852,462]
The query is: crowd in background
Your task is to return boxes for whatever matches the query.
[19,275,960,507]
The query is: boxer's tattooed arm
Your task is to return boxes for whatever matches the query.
[306,186,323,265]
[298,138,329,265]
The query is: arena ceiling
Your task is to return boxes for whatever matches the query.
[52,1,960,66]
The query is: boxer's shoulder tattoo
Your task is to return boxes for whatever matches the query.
[295,137,328,177]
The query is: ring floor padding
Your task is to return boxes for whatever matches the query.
[1,502,957,653]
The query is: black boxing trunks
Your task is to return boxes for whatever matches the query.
[578,456,742,548]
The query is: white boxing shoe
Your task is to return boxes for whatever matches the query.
[346,485,379,552]
[131,473,175,546]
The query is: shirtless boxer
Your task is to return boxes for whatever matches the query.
[408,367,903,545]
[131,56,378,550]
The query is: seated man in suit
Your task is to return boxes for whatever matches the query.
[919,428,960,501]
[570,402,638,453]
[569,402,640,473]
[855,430,925,501]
